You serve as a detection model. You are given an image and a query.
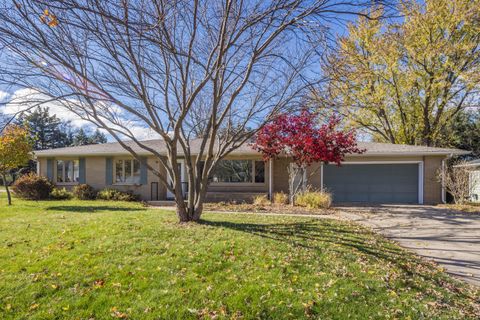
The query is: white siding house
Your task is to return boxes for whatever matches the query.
[470,164,480,203]
[460,159,480,203]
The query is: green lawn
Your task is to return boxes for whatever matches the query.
[0,198,479,319]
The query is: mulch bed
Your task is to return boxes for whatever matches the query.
[437,203,480,214]
[203,202,336,215]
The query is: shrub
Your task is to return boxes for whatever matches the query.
[50,187,73,200]
[73,184,97,200]
[273,192,288,205]
[96,188,119,200]
[97,188,139,202]
[253,194,270,206]
[295,190,331,209]
[12,173,53,200]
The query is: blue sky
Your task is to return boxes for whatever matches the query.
[0,2,384,141]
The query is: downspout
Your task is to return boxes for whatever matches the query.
[35,156,40,176]
[320,162,324,192]
[441,154,452,204]
[269,159,273,200]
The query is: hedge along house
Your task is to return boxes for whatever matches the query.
[34,139,468,204]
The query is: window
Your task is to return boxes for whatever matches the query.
[210,160,265,183]
[56,160,79,183]
[115,159,141,184]
[255,161,265,183]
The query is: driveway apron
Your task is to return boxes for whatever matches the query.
[338,205,480,286]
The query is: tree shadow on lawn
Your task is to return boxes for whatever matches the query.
[201,218,403,260]
[46,205,147,213]
[200,218,473,294]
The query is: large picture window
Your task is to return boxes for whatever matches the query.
[115,159,141,184]
[254,161,265,183]
[211,160,265,183]
[56,160,79,183]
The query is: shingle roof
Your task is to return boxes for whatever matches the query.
[355,142,468,155]
[33,139,469,157]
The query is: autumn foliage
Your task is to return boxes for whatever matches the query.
[0,125,33,205]
[252,111,363,203]
[252,111,363,166]
[12,173,53,201]
[40,9,59,27]
[0,125,32,173]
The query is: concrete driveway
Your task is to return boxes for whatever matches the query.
[338,205,480,286]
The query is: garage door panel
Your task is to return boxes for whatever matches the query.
[346,184,367,193]
[324,164,419,204]
[393,192,418,202]
[392,184,415,193]
[370,185,393,193]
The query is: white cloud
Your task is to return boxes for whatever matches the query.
[2,88,91,128]
[125,126,161,141]
[0,90,9,103]
[1,88,160,142]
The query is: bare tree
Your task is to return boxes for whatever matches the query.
[439,161,478,205]
[0,0,386,222]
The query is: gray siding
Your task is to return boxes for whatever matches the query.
[323,163,419,204]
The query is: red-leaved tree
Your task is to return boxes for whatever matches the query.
[252,111,364,203]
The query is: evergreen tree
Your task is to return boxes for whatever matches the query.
[72,128,108,146]
[72,128,90,146]
[90,129,107,144]
[16,107,73,150]
[439,110,480,158]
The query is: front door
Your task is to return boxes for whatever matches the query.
[166,160,185,199]
[151,182,159,201]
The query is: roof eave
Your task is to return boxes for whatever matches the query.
[34,150,470,158]
[348,151,470,157]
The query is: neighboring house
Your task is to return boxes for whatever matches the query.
[458,159,480,203]
[34,139,468,204]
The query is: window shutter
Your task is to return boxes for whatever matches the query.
[105,157,113,185]
[46,159,54,181]
[79,158,86,183]
[140,157,148,185]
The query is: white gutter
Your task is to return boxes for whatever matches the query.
[34,152,470,160]
[441,157,447,203]
[269,159,273,200]
[320,162,324,192]
[454,162,480,168]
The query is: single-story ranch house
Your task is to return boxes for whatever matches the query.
[34,139,468,204]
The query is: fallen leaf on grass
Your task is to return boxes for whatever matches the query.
[110,307,128,319]
[29,303,39,311]
[93,279,105,288]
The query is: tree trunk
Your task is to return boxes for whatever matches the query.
[2,174,11,206]
[173,176,206,223]
[422,136,432,147]
[192,203,203,222]
[176,193,204,222]
[176,202,189,222]
[288,169,295,205]
[288,165,306,205]
[192,185,209,222]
